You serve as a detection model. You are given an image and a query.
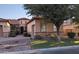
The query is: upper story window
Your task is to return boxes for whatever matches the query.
[63,20,72,25]
[21,20,22,24]
[20,20,26,25]
[0,25,2,28]
[53,25,56,32]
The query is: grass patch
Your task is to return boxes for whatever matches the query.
[31,39,79,49]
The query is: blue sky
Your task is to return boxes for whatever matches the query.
[0,4,31,19]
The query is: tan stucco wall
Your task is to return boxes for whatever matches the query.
[3,22,10,32]
[19,20,29,27]
[35,19,54,32]
[27,18,79,36]
[27,19,54,36]
[0,22,10,32]
[35,19,41,32]
[35,19,54,36]
[0,22,10,37]
[19,20,29,31]
[27,20,36,35]
[62,24,76,35]
[47,23,53,32]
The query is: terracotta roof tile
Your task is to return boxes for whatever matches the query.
[18,18,30,20]
[9,20,19,24]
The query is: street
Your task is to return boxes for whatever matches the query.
[4,45,79,54]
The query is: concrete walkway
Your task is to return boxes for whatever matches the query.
[0,35,30,42]
[3,45,79,54]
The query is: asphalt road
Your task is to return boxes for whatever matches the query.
[3,45,79,54]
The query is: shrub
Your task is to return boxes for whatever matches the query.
[33,35,42,40]
[50,34,56,38]
[16,30,19,35]
[67,32,76,39]
[23,32,31,37]
[9,30,17,37]
[78,33,79,36]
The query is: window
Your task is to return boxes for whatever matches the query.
[63,20,72,25]
[53,25,56,32]
[0,25,2,29]
[40,20,46,32]
[21,20,22,24]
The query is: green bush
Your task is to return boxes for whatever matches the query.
[50,34,56,38]
[23,32,31,37]
[34,35,42,40]
[67,32,76,39]
[78,33,79,36]
[9,30,17,37]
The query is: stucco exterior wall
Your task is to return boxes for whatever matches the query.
[27,18,79,36]
[3,22,10,32]
[19,20,29,31]
[35,19,41,32]
[19,20,29,27]
[27,20,36,35]
[0,22,10,32]
[0,22,10,37]
[35,19,54,32]
[35,19,54,36]
[47,23,53,32]
[62,24,75,35]
[27,19,54,36]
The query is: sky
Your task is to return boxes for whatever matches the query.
[0,4,31,19]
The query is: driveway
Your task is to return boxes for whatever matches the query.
[0,35,31,53]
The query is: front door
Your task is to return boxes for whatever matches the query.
[20,26,24,34]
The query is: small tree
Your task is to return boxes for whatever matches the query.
[23,4,79,42]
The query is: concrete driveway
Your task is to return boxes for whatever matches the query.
[0,35,31,53]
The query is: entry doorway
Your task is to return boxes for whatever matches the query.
[20,26,24,34]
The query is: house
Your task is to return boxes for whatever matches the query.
[26,17,63,36]
[0,19,10,37]
[18,18,29,34]
[0,17,30,37]
[9,19,19,30]
[26,17,79,37]
[62,20,79,35]
[9,19,19,27]
[8,18,29,35]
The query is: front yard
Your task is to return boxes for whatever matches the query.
[31,38,79,49]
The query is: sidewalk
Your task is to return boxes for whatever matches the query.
[0,35,30,42]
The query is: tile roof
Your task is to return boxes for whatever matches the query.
[9,20,19,25]
[26,17,42,25]
[18,18,30,20]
